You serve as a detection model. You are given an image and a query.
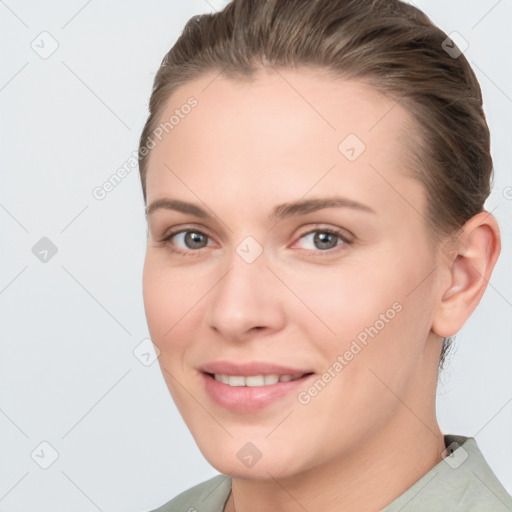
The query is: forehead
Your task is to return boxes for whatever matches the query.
[145,67,423,219]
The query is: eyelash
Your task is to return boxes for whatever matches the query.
[157,226,353,257]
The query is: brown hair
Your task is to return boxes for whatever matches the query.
[138,0,493,368]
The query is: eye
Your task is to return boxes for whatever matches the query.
[159,228,214,253]
[158,226,352,256]
[295,228,351,252]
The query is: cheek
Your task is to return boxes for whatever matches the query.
[142,258,170,340]
[142,254,193,349]
[142,252,219,376]
[288,256,427,391]
[285,261,401,346]
[142,257,197,411]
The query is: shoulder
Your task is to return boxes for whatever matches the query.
[148,474,232,512]
[385,435,512,511]
[442,435,512,509]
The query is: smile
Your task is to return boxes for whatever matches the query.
[201,370,315,412]
[212,373,307,386]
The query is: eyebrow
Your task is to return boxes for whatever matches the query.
[145,197,376,220]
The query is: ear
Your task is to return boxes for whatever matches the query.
[432,211,501,338]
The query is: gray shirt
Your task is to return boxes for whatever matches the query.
[151,435,512,511]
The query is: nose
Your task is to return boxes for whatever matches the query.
[205,247,286,342]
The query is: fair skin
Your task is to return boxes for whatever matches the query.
[142,68,500,512]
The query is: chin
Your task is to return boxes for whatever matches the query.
[196,438,309,481]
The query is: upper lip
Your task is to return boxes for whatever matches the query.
[199,361,313,377]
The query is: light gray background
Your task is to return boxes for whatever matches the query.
[1,1,511,511]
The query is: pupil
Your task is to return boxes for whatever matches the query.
[315,232,336,250]
[185,232,207,249]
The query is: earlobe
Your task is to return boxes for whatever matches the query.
[432,212,501,338]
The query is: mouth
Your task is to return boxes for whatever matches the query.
[200,367,316,412]
[205,372,313,387]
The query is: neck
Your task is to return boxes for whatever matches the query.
[224,416,445,512]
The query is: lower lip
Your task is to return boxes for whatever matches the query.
[201,372,315,412]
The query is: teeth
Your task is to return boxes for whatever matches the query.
[228,375,245,387]
[246,375,266,386]
[213,373,303,386]
[264,374,279,385]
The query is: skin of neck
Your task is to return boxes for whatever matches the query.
[224,336,446,512]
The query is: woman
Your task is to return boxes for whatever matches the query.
[139,0,511,510]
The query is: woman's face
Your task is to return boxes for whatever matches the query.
[143,68,445,479]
